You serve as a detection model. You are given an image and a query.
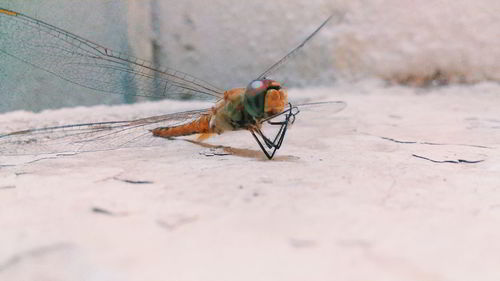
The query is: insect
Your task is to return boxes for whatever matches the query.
[0,8,345,159]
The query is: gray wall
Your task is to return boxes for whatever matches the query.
[1,0,499,113]
[0,0,129,112]
[127,0,339,90]
[127,0,500,88]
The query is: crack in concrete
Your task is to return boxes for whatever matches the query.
[381,136,492,149]
[113,177,154,185]
[412,154,485,164]
[91,206,127,217]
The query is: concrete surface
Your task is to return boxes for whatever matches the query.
[1,82,499,281]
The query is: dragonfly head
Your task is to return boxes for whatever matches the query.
[243,79,288,119]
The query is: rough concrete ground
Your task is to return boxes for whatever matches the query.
[0,83,499,281]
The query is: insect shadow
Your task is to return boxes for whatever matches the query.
[183,139,299,161]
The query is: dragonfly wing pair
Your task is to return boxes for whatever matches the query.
[0,108,211,156]
[0,8,224,100]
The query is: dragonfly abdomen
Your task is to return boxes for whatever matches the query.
[151,114,213,138]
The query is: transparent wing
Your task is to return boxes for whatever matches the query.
[295,101,346,113]
[0,108,211,156]
[0,8,224,101]
[256,15,334,80]
[260,101,346,124]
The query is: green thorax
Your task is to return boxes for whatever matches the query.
[221,91,255,128]
[220,79,276,129]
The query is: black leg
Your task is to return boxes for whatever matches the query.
[255,123,286,149]
[251,103,301,159]
[251,123,288,159]
[251,130,275,159]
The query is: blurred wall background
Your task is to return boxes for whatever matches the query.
[0,0,499,113]
[0,0,129,112]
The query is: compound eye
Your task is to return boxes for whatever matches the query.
[250,80,264,90]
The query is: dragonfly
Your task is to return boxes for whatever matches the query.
[0,8,345,159]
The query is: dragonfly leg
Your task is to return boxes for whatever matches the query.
[251,120,289,159]
[251,103,300,159]
[251,130,275,159]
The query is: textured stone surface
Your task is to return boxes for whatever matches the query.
[1,82,499,281]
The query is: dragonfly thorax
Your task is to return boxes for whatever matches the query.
[243,79,288,119]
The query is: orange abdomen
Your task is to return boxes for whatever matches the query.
[151,114,212,138]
